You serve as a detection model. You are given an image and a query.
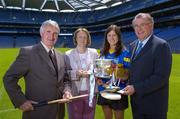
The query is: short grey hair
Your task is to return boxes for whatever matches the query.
[40,19,60,34]
[132,13,154,25]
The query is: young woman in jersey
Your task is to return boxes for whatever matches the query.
[96,25,130,119]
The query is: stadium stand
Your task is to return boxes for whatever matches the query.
[0,0,179,53]
[0,35,14,48]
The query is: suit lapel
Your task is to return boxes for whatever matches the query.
[55,50,66,82]
[133,36,153,60]
[55,50,63,71]
[131,40,138,60]
[37,43,56,72]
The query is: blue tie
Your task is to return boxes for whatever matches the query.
[135,42,143,56]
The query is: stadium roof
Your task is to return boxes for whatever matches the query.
[0,0,130,12]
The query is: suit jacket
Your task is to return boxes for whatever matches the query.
[129,35,172,115]
[3,43,71,119]
[65,48,98,96]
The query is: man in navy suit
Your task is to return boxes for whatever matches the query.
[123,13,172,119]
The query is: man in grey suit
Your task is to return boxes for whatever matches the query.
[123,13,172,119]
[3,20,72,119]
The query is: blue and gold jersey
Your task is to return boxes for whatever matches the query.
[104,50,130,68]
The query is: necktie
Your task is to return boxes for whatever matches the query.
[49,50,58,74]
[134,42,143,56]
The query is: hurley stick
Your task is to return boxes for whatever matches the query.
[32,94,89,108]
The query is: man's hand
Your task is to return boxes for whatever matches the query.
[19,100,34,112]
[123,85,135,95]
[61,91,72,103]
[63,91,72,99]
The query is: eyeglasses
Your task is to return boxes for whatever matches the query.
[132,22,151,29]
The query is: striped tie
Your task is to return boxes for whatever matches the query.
[134,42,143,56]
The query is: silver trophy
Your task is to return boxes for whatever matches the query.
[94,59,112,78]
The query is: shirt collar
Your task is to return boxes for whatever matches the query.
[138,34,152,47]
[41,41,55,54]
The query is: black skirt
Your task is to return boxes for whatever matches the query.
[97,93,128,110]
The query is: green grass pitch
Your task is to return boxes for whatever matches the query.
[0,48,179,119]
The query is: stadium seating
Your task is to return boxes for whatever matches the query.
[0,35,14,48]
[0,0,179,53]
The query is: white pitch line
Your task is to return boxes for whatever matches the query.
[0,85,4,101]
[0,108,18,113]
[0,86,18,114]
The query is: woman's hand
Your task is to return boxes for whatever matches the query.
[76,70,90,78]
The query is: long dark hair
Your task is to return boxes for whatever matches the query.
[101,25,124,57]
